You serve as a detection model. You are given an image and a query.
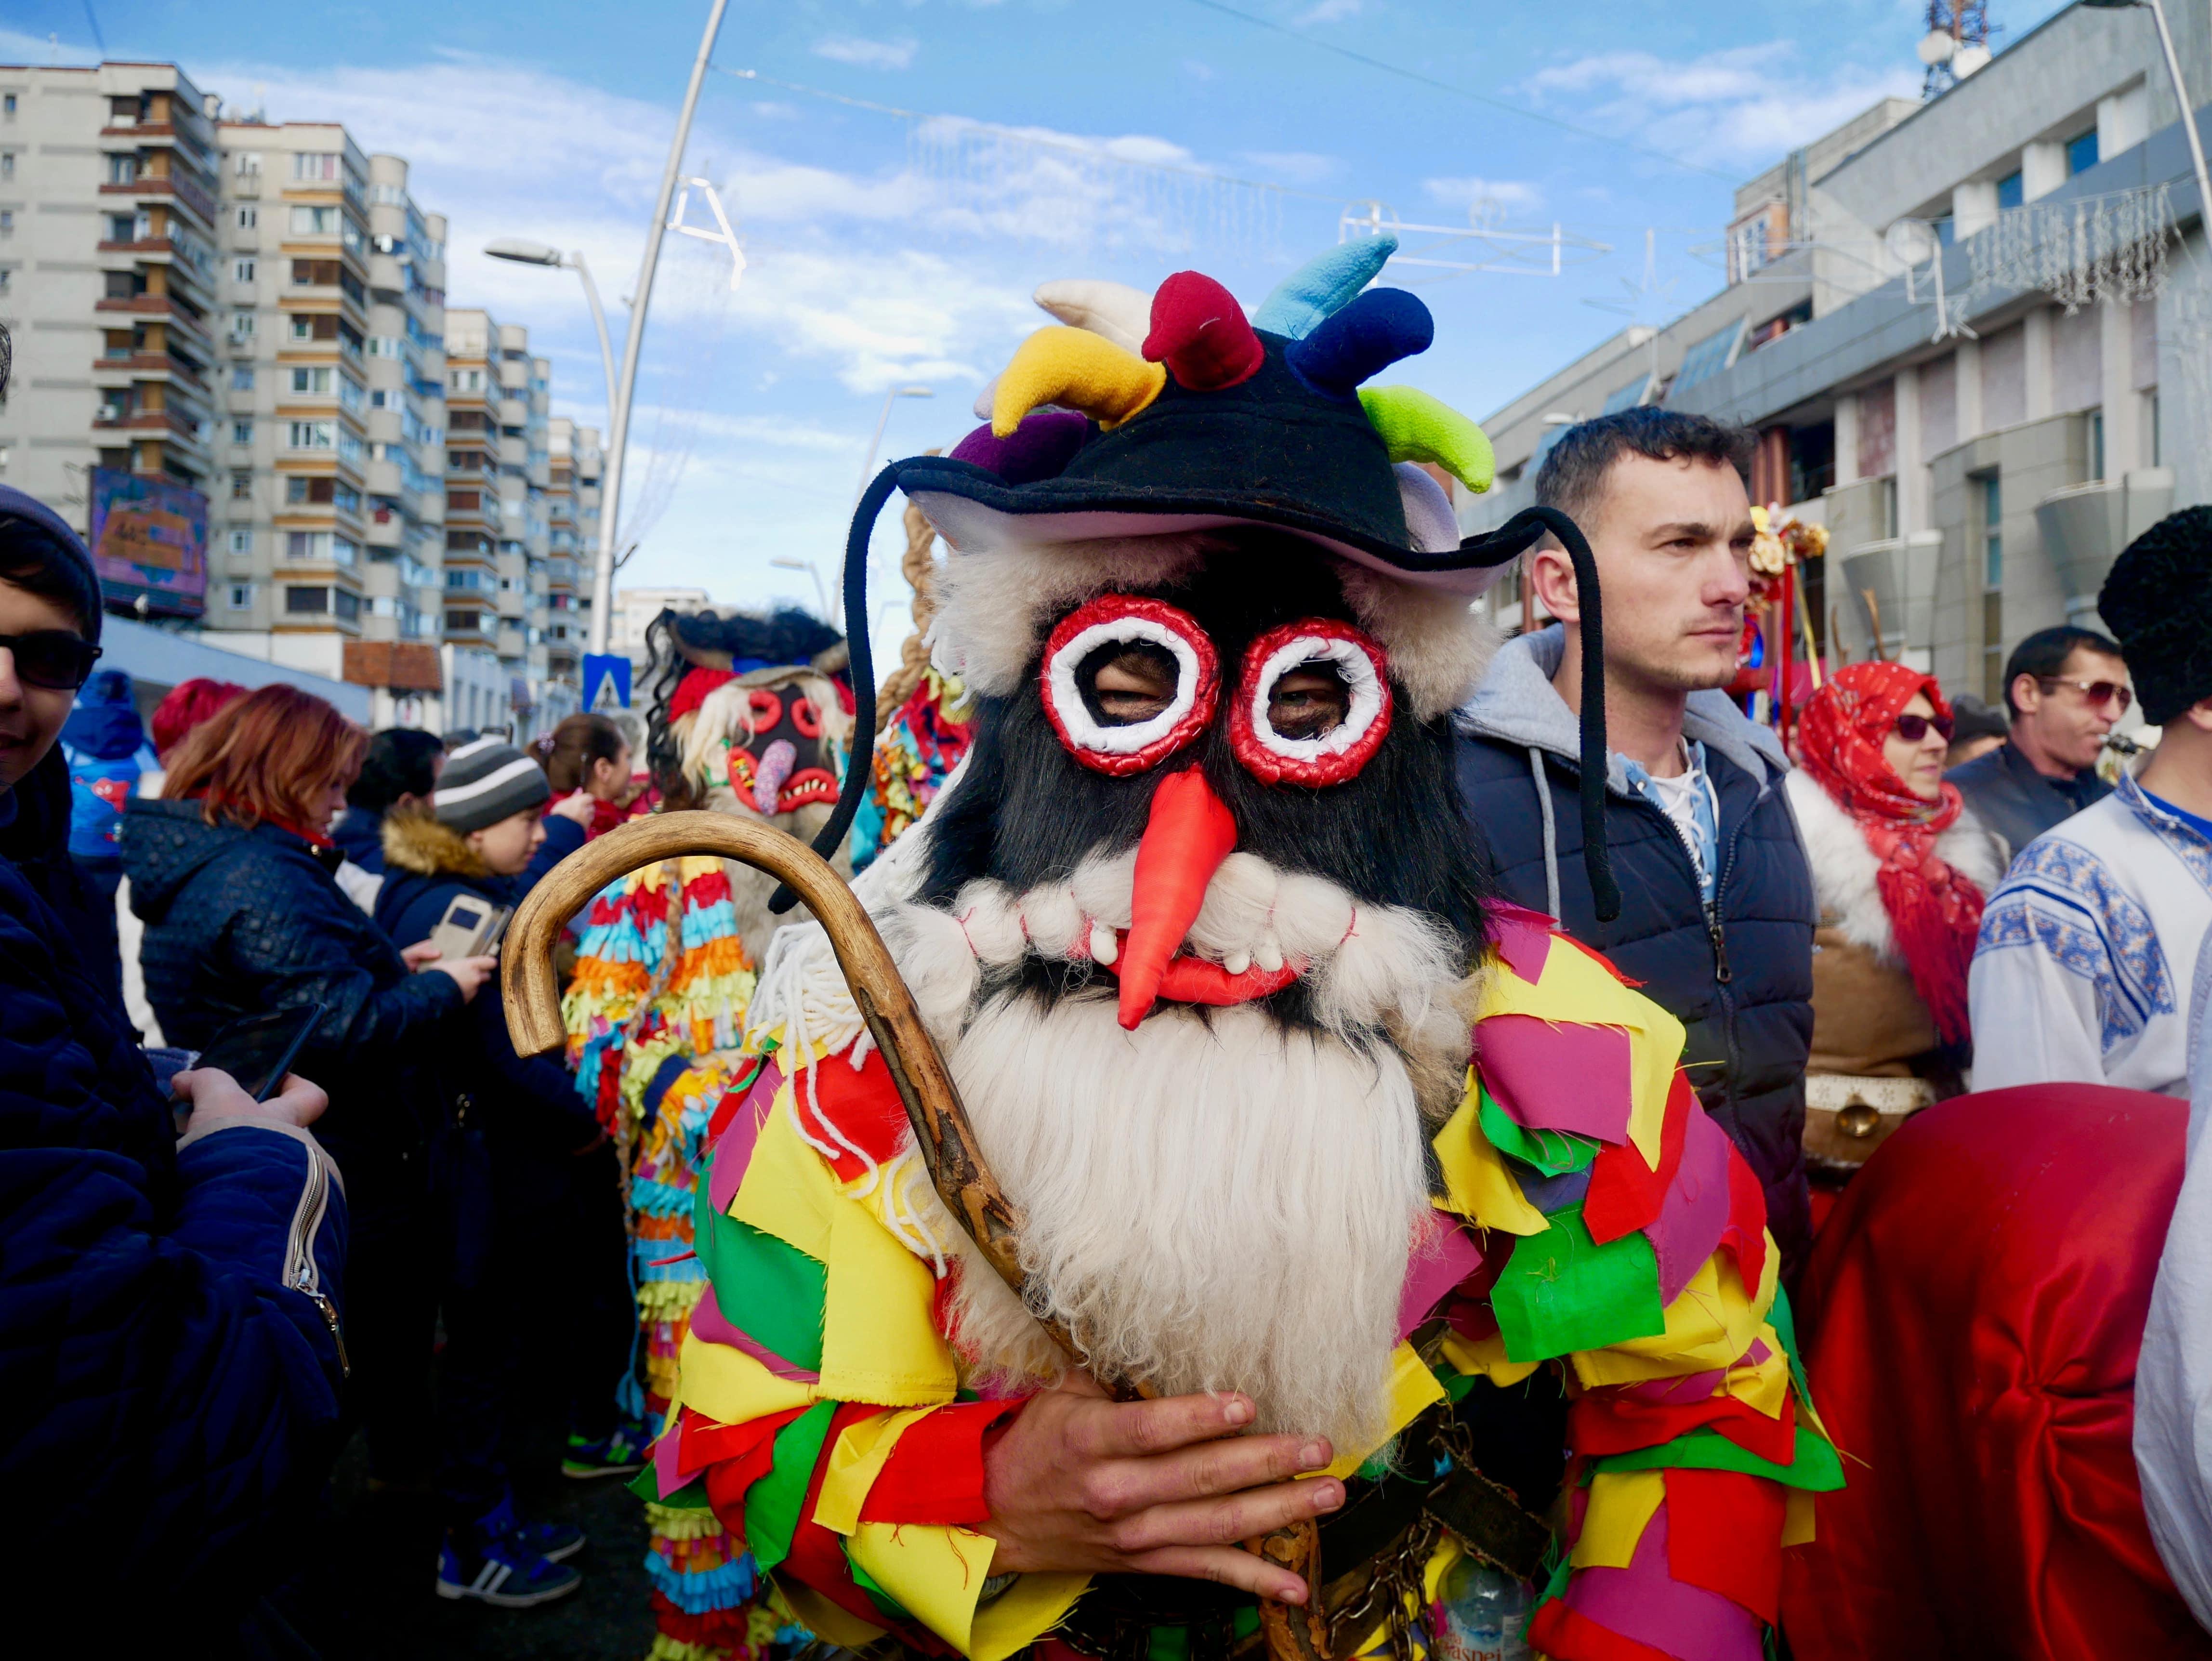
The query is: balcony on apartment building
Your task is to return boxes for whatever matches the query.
[276,578,366,634]
[282,256,370,329]
[97,121,221,232]
[94,267,213,352]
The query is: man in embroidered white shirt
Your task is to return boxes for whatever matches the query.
[1970,508,2212,1095]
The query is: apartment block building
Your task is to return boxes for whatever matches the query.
[0,62,223,611]
[0,59,586,736]
[1461,0,2210,708]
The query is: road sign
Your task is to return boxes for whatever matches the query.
[583,653,632,712]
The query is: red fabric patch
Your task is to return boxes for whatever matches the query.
[1665,1467,1787,1624]
[781,1404,955,1654]
[684,1404,807,1482]
[650,1590,764,1648]
[1584,1071,1695,1244]
[1569,1385,1796,1468]
[801,1047,916,1182]
[669,667,737,722]
[1526,1596,1683,1661]
[1719,1145,1769,1295]
[701,1411,811,1547]
[861,1400,1027,1526]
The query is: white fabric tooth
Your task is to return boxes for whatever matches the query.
[1089,919,1119,965]
[1224,949,1251,976]
[1256,933,1285,974]
[1022,884,1086,959]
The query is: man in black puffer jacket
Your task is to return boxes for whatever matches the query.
[1456,411,1817,1278]
[0,482,349,1641]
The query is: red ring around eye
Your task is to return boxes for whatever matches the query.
[790,697,822,739]
[1040,594,1219,776]
[1230,619,1392,786]
[747,687,784,731]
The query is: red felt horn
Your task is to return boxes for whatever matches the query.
[1142,272,1265,392]
[1117,767,1239,1030]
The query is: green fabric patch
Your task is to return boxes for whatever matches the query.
[1478,1089,1599,1177]
[844,1544,914,1623]
[745,1400,840,1574]
[1491,1202,1666,1362]
[630,1465,714,1508]
[1148,1625,1192,1661]
[1588,1422,1846,1492]
[693,1166,828,1371]
[1767,1283,1814,1403]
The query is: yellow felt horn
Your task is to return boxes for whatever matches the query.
[991,325,1168,438]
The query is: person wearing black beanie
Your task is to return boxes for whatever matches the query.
[1970,506,2212,1098]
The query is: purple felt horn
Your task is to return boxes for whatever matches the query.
[949,410,1090,484]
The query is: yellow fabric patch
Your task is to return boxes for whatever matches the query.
[1724,1325,1792,1421]
[815,1406,938,1536]
[819,1186,960,1406]
[1783,1484,1818,1548]
[1476,940,1685,1169]
[1438,1326,1542,1390]
[776,1580,889,1651]
[672,1327,818,1425]
[1432,1084,1547,1236]
[1567,1241,1779,1389]
[732,1083,840,1260]
[1321,1343,1448,1480]
[846,1522,1089,1661]
[1570,1470,1666,1569]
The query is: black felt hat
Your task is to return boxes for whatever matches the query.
[774,239,1619,921]
[2100,505,2212,725]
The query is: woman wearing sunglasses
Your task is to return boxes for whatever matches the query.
[0,484,351,1643]
[1784,661,2007,1176]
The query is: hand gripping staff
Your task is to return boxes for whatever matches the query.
[501,811,1336,1661]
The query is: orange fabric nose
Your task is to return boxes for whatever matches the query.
[1118,767,1238,1030]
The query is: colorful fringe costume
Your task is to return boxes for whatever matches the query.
[850,666,973,873]
[647,903,1830,1661]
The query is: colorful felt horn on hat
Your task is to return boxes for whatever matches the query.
[1033,278,1152,354]
[1285,287,1434,400]
[1252,235,1398,338]
[1143,271,1265,392]
[1361,385,1495,493]
[992,326,1168,437]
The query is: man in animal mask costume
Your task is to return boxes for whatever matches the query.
[646,244,1830,1661]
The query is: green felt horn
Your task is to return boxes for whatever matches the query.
[1358,385,1495,494]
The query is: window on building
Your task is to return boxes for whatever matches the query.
[445,609,481,632]
[333,482,360,514]
[288,420,336,450]
[1979,472,2004,703]
[227,528,253,555]
[2067,129,2099,176]
[227,584,251,609]
[1673,320,1747,393]
[288,206,339,236]
[1997,170,2024,211]
[106,213,136,242]
[230,469,252,499]
[287,476,332,505]
[293,153,341,182]
[2,94,15,119]
[232,258,254,284]
[231,420,253,446]
[105,154,136,185]
[285,586,327,614]
[290,366,333,395]
[231,365,254,391]
[2092,409,2106,481]
[0,153,13,181]
[230,310,255,340]
[234,151,262,176]
[236,205,256,229]
[0,209,12,234]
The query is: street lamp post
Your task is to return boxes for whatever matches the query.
[484,0,732,659]
[856,385,934,505]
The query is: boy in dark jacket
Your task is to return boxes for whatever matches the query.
[1456,410,1817,1277]
[0,482,349,1641]
[373,737,632,1607]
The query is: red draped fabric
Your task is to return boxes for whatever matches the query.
[1782,1085,2211,1661]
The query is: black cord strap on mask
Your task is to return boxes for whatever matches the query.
[767,463,899,915]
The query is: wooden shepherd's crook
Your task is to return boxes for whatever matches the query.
[501,811,1330,1661]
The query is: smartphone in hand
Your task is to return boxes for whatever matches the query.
[192,1002,328,1103]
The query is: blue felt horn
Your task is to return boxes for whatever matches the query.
[1284,288,1434,401]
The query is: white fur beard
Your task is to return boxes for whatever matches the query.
[934,991,1431,1454]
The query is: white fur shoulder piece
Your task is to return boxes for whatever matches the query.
[1784,767,2009,963]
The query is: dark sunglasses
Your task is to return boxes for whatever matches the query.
[0,629,103,691]
[2039,674,2133,712]
[1893,712,1955,744]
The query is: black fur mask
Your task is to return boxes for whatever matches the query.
[917,539,1499,975]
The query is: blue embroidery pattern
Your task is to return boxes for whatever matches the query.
[2120,772,2212,894]
[1979,837,2172,1054]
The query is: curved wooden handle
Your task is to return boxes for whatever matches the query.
[501,811,1326,1658]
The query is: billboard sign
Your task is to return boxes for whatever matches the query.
[89,467,208,618]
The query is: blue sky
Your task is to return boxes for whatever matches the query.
[8,0,2069,660]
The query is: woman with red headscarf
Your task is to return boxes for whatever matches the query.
[1784,662,2007,1174]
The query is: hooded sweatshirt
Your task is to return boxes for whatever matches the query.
[1454,625,1818,1275]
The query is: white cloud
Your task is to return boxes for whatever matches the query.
[1522,42,1919,168]
[1421,176,1544,214]
[1242,150,1343,185]
[810,35,921,72]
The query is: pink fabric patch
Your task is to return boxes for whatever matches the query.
[1397,1213,1487,1341]
[1565,1497,1765,1661]
[653,1415,688,1499]
[708,1060,783,1216]
[1619,1367,1728,1405]
[1476,1014,1635,1144]
[1648,1107,1733,1305]
[1485,900,1556,983]
[688,1284,821,1383]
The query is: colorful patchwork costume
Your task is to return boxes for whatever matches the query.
[564,606,856,1660]
[647,244,1832,1661]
